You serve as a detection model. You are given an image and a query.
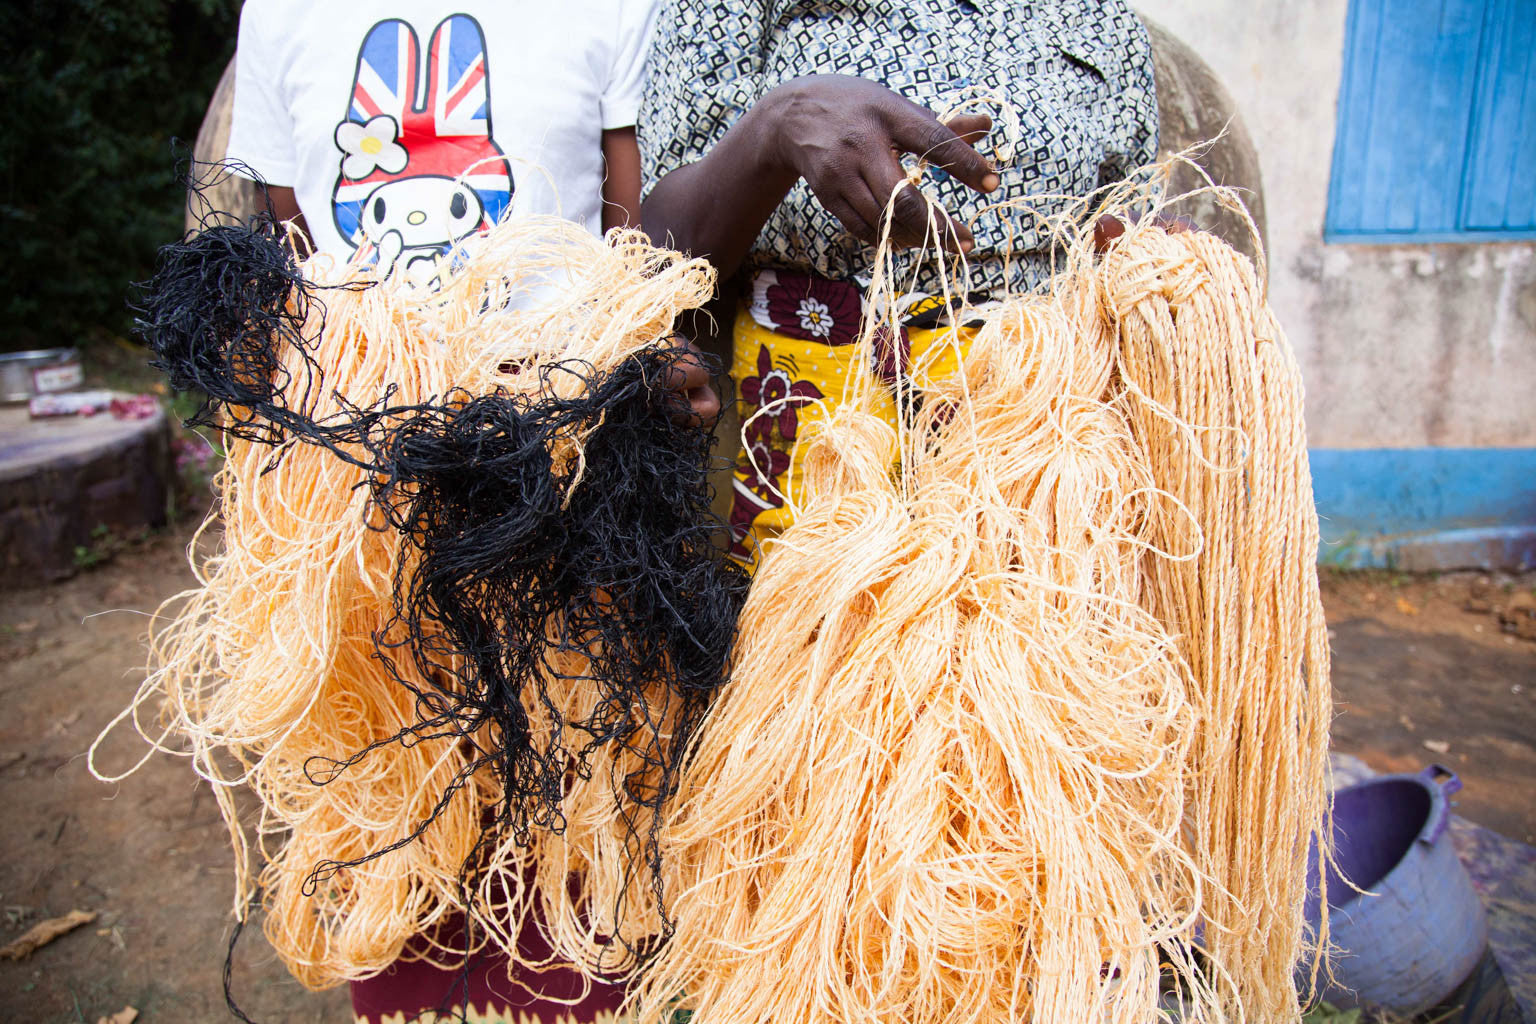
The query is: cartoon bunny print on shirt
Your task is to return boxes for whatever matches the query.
[331,15,514,284]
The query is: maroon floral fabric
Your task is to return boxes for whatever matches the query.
[761,271,861,346]
[350,912,626,1024]
[739,433,792,501]
[728,341,829,558]
[739,344,822,442]
[869,322,912,388]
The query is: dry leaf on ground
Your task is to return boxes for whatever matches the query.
[0,909,98,959]
[97,1008,138,1024]
[1499,591,1536,641]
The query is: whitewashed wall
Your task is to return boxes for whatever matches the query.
[1137,0,1536,449]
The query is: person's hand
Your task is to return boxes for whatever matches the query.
[659,336,721,427]
[759,75,1000,253]
[1092,212,1198,253]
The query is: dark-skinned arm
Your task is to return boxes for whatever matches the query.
[266,184,312,249]
[601,126,643,231]
[641,74,1000,281]
[600,128,718,422]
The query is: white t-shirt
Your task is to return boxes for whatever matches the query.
[227,0,656,277]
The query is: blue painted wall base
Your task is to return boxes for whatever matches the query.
[1311,448,1536,571]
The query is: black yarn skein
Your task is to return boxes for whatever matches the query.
[303,348,747,953]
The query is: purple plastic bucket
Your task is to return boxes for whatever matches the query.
[1303,764,1488,1014]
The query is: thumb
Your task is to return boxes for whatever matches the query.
[888,110,999,196]
[943,113,992,146]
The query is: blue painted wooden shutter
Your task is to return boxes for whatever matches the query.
[1327,0,1536,240]
[1462,0,1536,231]
[1329,0,1486,237]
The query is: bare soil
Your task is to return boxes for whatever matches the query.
[1320,568,1536,845]
[0,516,351,1023]
[1,520,1531,1023]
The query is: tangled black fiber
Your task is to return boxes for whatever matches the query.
[302,348,748,937]
[300,347,748,960]
[219,350,744,1020]
[131,161,373,449]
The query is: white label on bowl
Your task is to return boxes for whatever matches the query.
[32,361,83,393]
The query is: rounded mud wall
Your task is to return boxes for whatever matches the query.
[1142,16,1269,272]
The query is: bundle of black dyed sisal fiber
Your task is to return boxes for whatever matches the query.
[95,195,747,989]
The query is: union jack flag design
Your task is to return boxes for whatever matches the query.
[331,14,513,259]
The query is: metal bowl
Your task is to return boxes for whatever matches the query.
[0,348,81,402]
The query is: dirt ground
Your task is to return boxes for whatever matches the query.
[0,516,352,1024]
[1,516,1532,1024]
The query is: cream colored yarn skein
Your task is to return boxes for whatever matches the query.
[631,188,1330,1024]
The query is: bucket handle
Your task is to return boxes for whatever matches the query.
[1419,763,1461,845]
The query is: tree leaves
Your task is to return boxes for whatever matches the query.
[0,0,237,351]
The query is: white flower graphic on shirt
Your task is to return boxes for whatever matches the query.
[334,115,409,180]
[796,297,834,339]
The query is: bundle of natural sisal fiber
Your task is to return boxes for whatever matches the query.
[627,186,1331,1023]
[92,212,747,989]
[94,166,1329,1022]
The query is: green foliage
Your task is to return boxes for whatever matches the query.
[73,523,117,569]
[0,0,238,352]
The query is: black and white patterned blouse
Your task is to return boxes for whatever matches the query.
[639,0,1160,297]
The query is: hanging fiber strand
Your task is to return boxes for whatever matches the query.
[133,159,365,449]
[93,203,747,991]
[627,172,1330,1024]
